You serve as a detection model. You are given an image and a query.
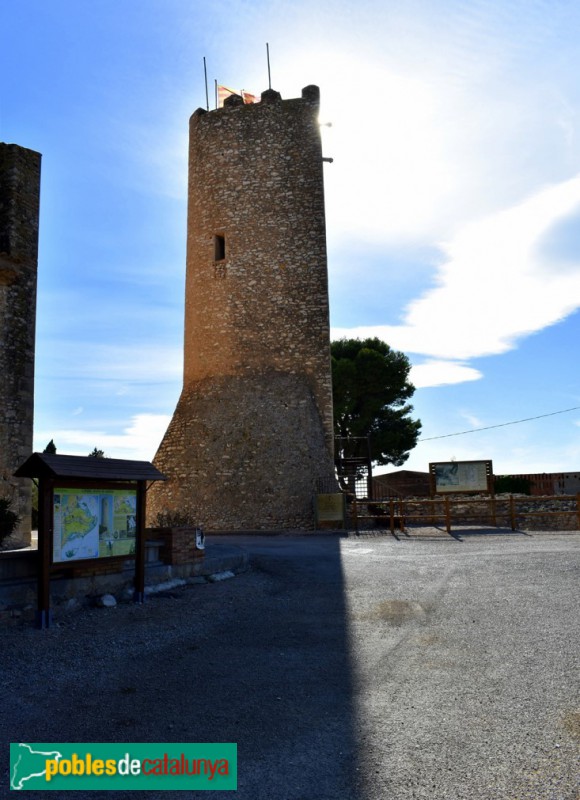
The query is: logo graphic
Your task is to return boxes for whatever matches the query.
[11,744,64,790]
[9,743,237,791]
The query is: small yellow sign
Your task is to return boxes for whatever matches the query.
[316,493,345,524]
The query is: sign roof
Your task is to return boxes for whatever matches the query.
[14,453,166,482]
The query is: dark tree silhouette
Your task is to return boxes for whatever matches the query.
[332,337,421,467]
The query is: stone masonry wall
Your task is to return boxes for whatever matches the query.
[0,143,41,542]
[149,86,336,530]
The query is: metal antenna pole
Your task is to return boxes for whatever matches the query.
[266,42,272,89]
[203,57,209,111]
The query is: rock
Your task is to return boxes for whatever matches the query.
[98,594,117,608]
[208,570,235,582]
[144,579,186,596]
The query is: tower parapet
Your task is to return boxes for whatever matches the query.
[149,86,335,530]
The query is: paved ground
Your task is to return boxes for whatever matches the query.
[2,529,579,799]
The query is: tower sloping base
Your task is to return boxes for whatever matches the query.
[149,371,335,530]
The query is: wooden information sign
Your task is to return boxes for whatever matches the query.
[14,453,166,628]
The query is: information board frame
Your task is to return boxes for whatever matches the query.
[429,460,494,496]
[51,483,139,565]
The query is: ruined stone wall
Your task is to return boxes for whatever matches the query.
[149,86,336,530]
[0,143,41,542]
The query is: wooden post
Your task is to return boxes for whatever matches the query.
[134,481,147,603]
[389,498,394,535]
[491,495,497,528]
[509,495,516,531]
[36,477,52,629]
[445,496,451,534]
[577,493,580,531]
[351,497,358,534]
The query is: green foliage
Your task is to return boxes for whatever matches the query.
[331,337,421,467]
[494,475,531,495]
[154,509,196,528]
[43,439,56,454]
[88,448,105,458]
[0,497,20,545]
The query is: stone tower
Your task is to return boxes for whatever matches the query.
[149,85,336,530]
[0,143,41,542]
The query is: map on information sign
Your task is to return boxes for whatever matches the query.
[53,488,137,562]
[430,460,492,494]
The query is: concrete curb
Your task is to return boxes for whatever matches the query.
[0,542,251,625]
[200,543,250,576]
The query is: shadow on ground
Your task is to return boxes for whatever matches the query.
[2,536,361,799]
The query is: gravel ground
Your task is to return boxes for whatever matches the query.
[1,529,579,799]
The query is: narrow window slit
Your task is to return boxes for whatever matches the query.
[214,234,226,262]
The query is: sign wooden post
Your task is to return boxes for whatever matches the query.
[134,481,147,603]
[37,476,52,629]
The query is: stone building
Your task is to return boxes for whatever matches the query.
[372,470,431,498]
[0,143,41,542]
[149,85,336,530]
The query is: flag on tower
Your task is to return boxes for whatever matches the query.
[217,85,237,107]
[217,85,258,108]
[241,90,257,104]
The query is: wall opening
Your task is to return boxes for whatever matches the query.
[214,234,226,262]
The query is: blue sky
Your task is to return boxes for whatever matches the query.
[2,0,580,475]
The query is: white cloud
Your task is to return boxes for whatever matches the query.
[34,414,172,462]
[459,411,485,429]
[410,361,482,388]
[320,62,454,243]
[333,175,580,385]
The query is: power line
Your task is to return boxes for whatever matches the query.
[419,405,580,442]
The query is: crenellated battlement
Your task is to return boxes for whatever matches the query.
[191,84,320,121]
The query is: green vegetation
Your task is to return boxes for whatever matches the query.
[331,337,421,467]
[494,475,532,495]
[0,497,20,546]
[154,509,196,528]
